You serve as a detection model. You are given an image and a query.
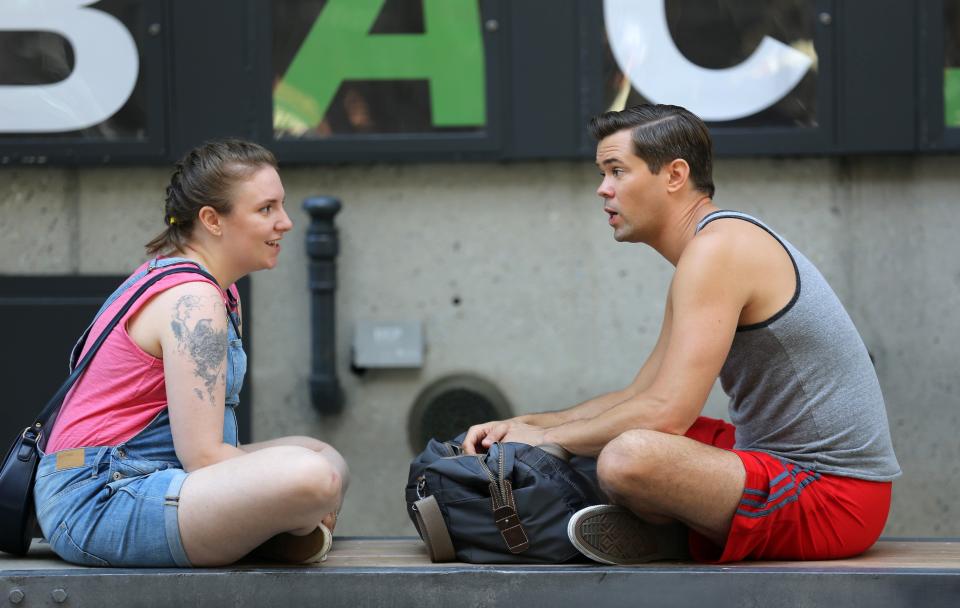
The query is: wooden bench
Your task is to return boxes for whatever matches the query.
[2,538,958,607]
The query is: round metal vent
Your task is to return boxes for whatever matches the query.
[408,375,512,453]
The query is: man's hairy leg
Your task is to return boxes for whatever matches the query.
[596,429,745,545]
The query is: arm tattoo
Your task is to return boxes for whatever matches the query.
[171,295,227,406]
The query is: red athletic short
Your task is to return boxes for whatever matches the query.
[683,416,892,563]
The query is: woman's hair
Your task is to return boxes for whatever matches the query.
[145,139,278,256]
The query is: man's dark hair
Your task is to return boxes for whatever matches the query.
[590,104,715,198]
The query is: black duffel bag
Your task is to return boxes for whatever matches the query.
[405,434,605,563]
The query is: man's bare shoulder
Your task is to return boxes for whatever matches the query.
[678,216,796,323]
[679,218,773,274]
[671,221,760,307]
[696,215,780,250]
[676,224,739,277]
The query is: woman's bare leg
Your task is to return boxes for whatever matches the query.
[241,436,349,492]
[176,445,343,566]
[241,436,349,529]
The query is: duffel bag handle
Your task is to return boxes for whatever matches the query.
[539,443,572,461]
[412,495,456,562]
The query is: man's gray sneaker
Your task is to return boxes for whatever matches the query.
[567,505,689,565]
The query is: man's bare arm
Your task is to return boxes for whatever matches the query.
[463,295,674,453]
[519,292,674,428]
[534,234,748,456]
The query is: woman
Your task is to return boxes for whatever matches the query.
[33,139,348,567]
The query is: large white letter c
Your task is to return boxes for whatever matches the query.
[605,0,812,121]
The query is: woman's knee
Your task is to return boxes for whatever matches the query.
[331,451,350,491]
[319,444,348,475]
[273,435,328,452]
[284,450,343,506]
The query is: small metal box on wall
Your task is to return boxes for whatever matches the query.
[351,320,425,371]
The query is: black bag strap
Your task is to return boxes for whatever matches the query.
[23,266,220,450]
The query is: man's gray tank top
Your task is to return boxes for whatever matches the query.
[696,211,901,481]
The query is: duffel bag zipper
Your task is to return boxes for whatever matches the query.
[497,442,508,504]
[417,441,484,500]
[484,443,530,554]
[474,442,508,506]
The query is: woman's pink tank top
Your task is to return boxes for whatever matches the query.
[46,261,236,452]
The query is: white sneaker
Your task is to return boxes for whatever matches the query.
[251,523,333,564]
[567,505,688,565]
[302,523,333,563]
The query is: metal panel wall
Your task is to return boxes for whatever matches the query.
[0,1,954,163]
[0,276,252,445]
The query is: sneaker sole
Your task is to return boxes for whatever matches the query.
[567,505,687,565]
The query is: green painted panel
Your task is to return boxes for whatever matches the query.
[945,68,960,127]
[276,0,486,134]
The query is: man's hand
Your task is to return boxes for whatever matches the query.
[462,420,507,454]
[463,419,548,454]
[500,423,548,448]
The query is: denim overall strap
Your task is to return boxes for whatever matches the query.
[224,310,246,410]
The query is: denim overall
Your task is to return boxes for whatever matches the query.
[32,257,246,567]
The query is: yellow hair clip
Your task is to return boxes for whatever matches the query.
[168,216,177,225]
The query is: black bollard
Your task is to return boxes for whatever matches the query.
[303,196,344,414]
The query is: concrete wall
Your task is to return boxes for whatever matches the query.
[1,156,956,537]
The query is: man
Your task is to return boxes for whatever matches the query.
[462,104,900,564]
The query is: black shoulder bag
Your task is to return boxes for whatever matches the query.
[0,266,216,555]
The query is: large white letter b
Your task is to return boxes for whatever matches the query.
[0,0,139,133]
